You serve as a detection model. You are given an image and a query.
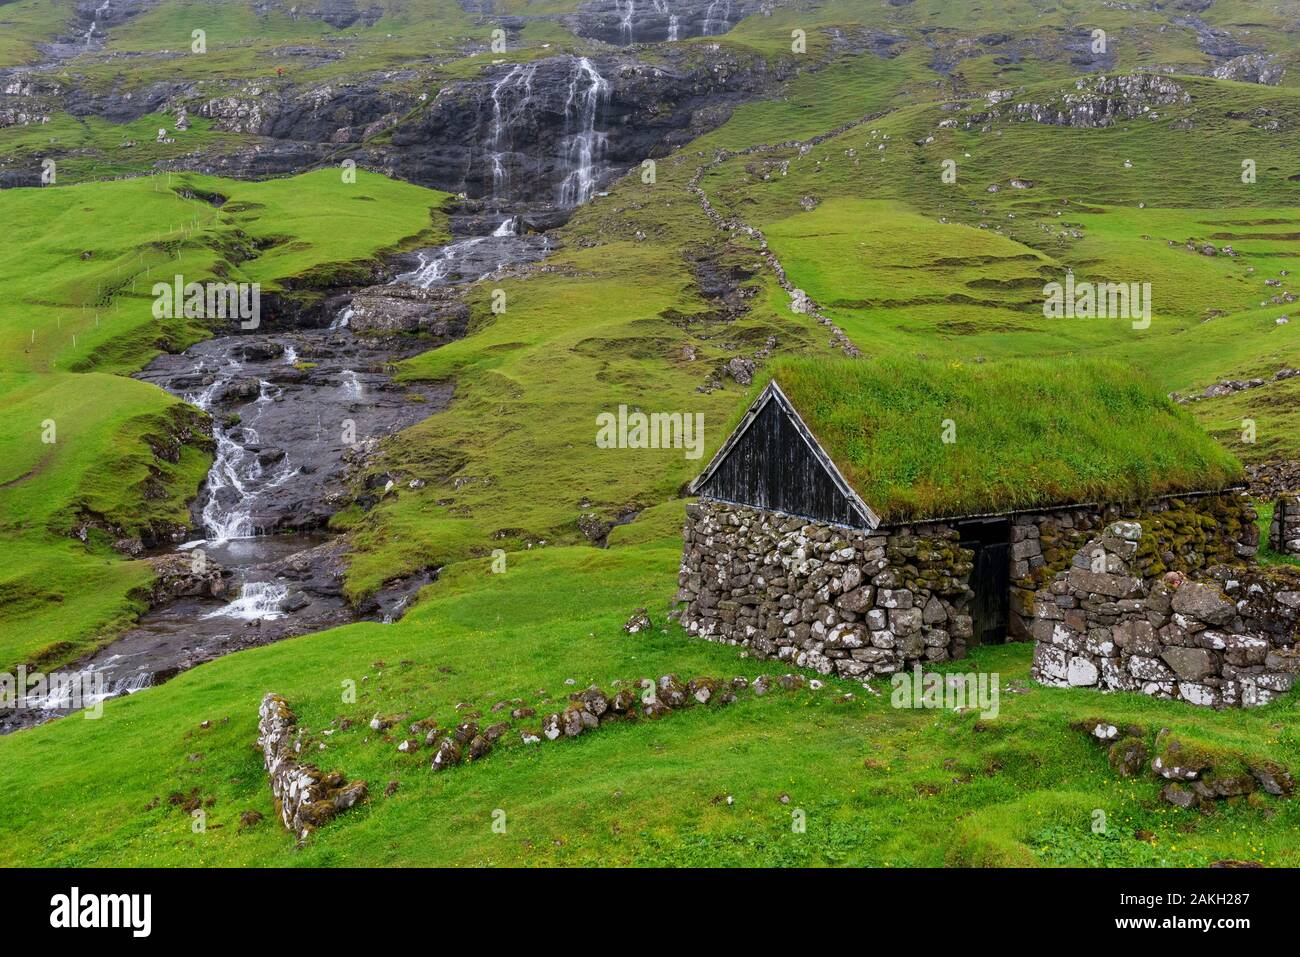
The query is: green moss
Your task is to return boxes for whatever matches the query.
[730,355,1244,522]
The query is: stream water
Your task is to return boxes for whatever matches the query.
[2,56,614,732]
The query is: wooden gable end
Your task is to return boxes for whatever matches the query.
[691,383,878,529]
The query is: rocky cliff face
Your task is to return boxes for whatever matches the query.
[570,0,768,45]
[382,51,787,203]
[48,0,162,56]
[252,0,385,30]
[182,48,791,204]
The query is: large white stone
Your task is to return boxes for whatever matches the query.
[1067,656,1099,686]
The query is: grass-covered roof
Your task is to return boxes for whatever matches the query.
[733,356,1244,523]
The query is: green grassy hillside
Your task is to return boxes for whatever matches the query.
[2,0,1300,868]
[2,528,1296,867]
[0,169,450,671]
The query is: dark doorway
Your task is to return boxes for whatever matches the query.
[957,519,1011,645]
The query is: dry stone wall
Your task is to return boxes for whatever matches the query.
[1008,494,1260,640]
[677,501,974,678]
[1029,497,1300,708]
[258,693,368,842]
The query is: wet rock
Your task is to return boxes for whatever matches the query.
[347,283,471,339]
[146,552,227,602]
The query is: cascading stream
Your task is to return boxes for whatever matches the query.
[3,52,612,732]
[703,0,732,35]
[558,56,611,207]
[488,62,540,201]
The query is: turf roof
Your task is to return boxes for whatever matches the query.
[721,356,1244,523]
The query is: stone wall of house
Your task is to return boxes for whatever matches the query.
[1030,508,1300,708]
[676,501,974,679]
[1007,507,1107,639]
[1270,493,1300,558]
[1008,494,1260,640]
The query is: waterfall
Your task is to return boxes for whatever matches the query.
[329,305,353,330]
[341,370,363,399]
[488,62,540,200]
[202,581,288,621]
[187,366,258,543]
[648,0,679,41]
[493,216,519,237]
[703,0,732,35]
[619,0,636,43]
[557,56,610,207]
[85,0,110,46]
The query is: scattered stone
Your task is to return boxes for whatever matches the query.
[624,609,653,634]
[239,810,264,829]
[1108,737,1148,777]
[1249,761,1295,796]
[431,738,461,772]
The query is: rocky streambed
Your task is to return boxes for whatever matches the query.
[2,216,551,733]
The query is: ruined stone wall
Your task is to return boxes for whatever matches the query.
[258,693,367,842]
[676,501,974,679]
[1030,505,1300,708]
[1270,493,1300,558]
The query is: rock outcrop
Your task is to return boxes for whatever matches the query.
[972,75,1192,130]
[347,284,470,338]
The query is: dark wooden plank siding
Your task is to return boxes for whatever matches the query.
[697,399,864,527]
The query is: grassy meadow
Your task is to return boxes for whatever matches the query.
[1,0,1300,868]
[3,523,1297,867]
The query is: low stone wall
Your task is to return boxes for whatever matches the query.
[677,501,974,678]
[1270,493,1300,558]
[258,693,368,842]
[1030,515,1299,708]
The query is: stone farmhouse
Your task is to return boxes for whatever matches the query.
[676,357,1300,708]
